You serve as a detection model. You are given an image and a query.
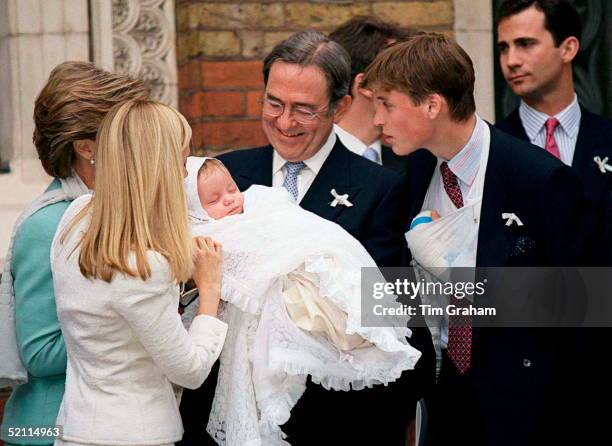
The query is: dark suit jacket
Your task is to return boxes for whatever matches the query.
[406,126,594,446]
[496,106,612,214]
[179,139,436,446]
[382,144,411,176]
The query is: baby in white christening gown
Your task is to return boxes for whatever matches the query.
[184,156,420,445]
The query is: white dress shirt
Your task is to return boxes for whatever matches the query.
[272,131,337,203]
[334,124,382,164]
[518,93,581,166]
[421,115,490,349]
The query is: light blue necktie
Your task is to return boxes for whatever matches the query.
[362,146,380,163]
[282,162,306,200]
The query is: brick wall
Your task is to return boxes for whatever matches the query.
[175,0,454,155]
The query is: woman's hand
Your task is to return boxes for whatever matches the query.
[192,236,223,317]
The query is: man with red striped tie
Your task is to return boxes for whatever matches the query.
[363,31,597,445]
[495,0,611,264]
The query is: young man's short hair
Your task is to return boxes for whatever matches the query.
[496,0,582,46]
[362,32,476,122]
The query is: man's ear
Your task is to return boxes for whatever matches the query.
[560,36,579,64]
[354,73,374,99]
[332,95,353,123]
[73,139,95,163]
[424,94,443,119]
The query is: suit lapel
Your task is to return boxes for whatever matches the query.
[476,129,514,267]
[300,140,362,222]
[571,107,609,206]
[235,146,274,190]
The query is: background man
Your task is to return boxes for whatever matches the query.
[495,0,611,261]
[180,30,435,446]
[330,16,416,173]
[363,32,593,445]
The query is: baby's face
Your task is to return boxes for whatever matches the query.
[198,168,244,219]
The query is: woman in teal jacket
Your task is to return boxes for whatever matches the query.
[0,61,148,446]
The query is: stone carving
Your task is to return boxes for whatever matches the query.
[111,0,177,106]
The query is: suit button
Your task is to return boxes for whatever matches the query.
[523,358,531,368]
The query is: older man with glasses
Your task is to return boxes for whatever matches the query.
[178,30,436,446]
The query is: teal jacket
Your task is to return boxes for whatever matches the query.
[1,180,71,446]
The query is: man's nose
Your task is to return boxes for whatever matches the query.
[373,105,385,126]
[505,46,522,69]
[276,107,298,130]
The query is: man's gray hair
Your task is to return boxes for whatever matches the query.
[263,30,351,105]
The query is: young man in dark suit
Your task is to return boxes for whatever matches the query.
[329,16,417,175]
[363,32,594,445]
[179,30,435,446]
[495,0,611,262]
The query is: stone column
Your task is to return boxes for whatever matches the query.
[0,0,89,265]
[454,0,496,122]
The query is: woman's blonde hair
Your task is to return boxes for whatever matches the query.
[64,100,193,283]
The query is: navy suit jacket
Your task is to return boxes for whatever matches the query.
[406,126,594,446]
[496,106,612,213]
[179,138,436,446]
[382,144,411,176]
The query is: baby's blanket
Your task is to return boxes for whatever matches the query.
[185,157,420,445]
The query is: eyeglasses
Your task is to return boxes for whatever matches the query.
[261,97,331,124]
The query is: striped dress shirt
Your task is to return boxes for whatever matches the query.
[518,94,581,166]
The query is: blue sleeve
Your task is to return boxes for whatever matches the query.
[12,202,70,378]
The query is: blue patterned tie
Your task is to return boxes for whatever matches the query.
[282,161,306,200]
[362,146,380,163]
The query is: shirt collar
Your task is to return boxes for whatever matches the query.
[333,124,381,159]
[446,115,485,187]
[273,130,337,176]
[519,93,581,140]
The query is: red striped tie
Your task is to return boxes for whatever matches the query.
[440,162,472,374]
[544,118,561,159]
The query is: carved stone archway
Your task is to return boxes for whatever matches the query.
[91,0,178,107]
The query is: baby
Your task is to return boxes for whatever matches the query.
[196,158,244,219]
[184,156,420,445]
[193,158,368,350]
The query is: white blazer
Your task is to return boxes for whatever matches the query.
[51,195,227,445]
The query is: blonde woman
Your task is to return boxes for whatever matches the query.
[0,62,149,446]
[50,100,226,446]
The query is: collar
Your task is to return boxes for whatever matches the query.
[273,131,337,176]
[333,124,382,158]
[519,93,581,141]
[445,115,485,187]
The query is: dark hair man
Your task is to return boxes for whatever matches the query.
[179,30,436,446]
[330,16,416,172]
